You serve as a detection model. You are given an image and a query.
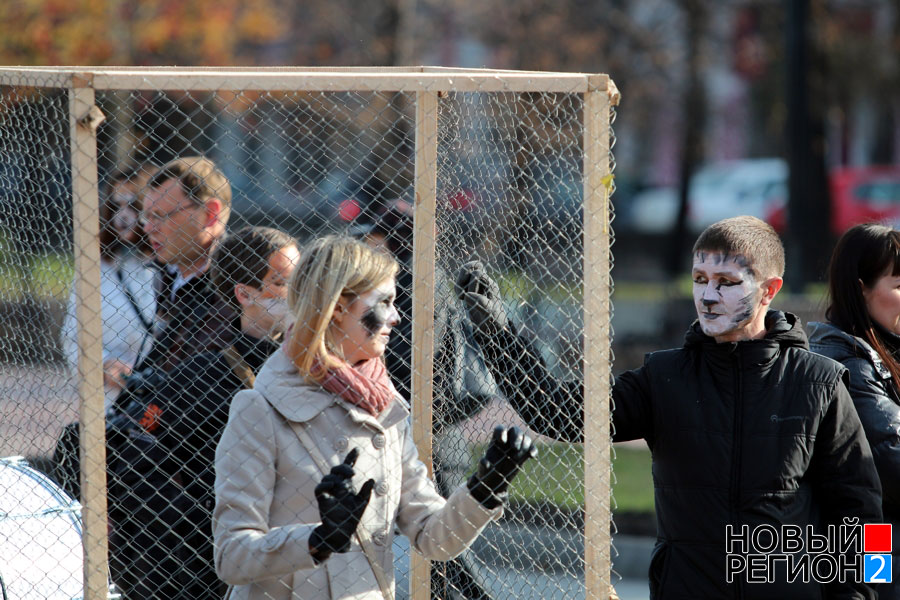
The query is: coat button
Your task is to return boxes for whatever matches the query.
[375,482,389,496]
[334,436,349,452]
[372,531,387,546]
[372,433,386,449]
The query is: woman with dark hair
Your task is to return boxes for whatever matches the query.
[62,164,158,409]
[808,222,900,598]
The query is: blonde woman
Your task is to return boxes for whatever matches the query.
[213,235,536,600]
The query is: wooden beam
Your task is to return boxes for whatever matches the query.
[583,75,616,599]
[0,67,591,93]
[69,77,109,600]
[410,89,438,600]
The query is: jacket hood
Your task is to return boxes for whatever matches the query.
[807,320,891,379]
[684,310,808,352]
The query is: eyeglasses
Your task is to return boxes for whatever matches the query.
[139,204,197,227]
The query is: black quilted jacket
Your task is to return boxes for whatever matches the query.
[809,320,900,599]
[614,312,882,599]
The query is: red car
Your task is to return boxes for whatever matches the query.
[766,165,900,235]
[829,165,900,234]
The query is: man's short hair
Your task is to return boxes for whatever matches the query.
[692,215,785,279]
[211,226,297,310]
[148,156,232,222]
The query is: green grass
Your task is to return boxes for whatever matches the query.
[470,441,655,514]
[0,252,72,302]
[611,445,655,513]
[30,253,74,301]
[509,442,585,510]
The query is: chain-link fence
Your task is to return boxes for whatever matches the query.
[0,67,618,600]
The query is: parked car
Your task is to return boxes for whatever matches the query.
[0,456,118,599]
[624,158,788,234]
[829,165,900,234]
[763,165,900,235]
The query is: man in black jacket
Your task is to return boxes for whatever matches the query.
[111,226,298,600]
[136,155,237,374]
[107,156,240,596]
[457,216,884,599]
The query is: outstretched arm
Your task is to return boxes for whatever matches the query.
[456,262,583,442]
[456,261,655,445]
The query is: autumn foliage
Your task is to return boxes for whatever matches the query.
[0,0,290,66]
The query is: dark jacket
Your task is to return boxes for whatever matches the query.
[386,261,497,431]
[467,311,582,442]
[136,268,237,374]
[614,312,882,599]
[809,321,900,599]
[473,310,883,598]
[110,333,277,600]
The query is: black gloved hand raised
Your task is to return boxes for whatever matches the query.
[455,261,509,335]
[309,448,375,564]
[467,425,538,509]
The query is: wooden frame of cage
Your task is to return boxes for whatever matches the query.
[0,66,619,600]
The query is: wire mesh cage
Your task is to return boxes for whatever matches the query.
[0,67,618,600]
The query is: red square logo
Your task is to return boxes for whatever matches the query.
[864,524,892,553]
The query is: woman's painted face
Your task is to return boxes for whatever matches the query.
[111,183,141,243]
[863,271,900,336]
[692,251,762,342]
[334,277,400,365]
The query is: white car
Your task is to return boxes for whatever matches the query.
[627,158,788,234]
[0,456,118,600]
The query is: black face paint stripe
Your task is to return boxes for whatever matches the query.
[696,251,752,271]
[361,304,391,337]
[730,291,756,324]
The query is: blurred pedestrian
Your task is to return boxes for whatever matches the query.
[808,223,900,599]
[107,156,237,599]
[61,164,158,411]
[213,235,536,600]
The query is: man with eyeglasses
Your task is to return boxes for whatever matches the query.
[134,155,237,374]
[107,156,237,599]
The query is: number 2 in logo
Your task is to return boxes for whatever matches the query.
[864,554,892,583]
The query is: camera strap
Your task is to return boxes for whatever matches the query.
[115,265,154,334]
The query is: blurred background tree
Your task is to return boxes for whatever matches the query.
[0,0,898,338]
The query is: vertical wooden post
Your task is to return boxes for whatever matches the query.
[583,74,616,599]
[69,75,109,600]
[410,89,438,600]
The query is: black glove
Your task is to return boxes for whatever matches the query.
[455,261,509,335]
[467,425,538,509]
[309,448,375,563]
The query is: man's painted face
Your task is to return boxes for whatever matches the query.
[692,251,761,341]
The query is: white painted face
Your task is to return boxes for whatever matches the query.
[333,277,401,365]
[692,251,762,342]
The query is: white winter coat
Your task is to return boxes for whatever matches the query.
[62,254,156,409]
[213,348,500,600]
